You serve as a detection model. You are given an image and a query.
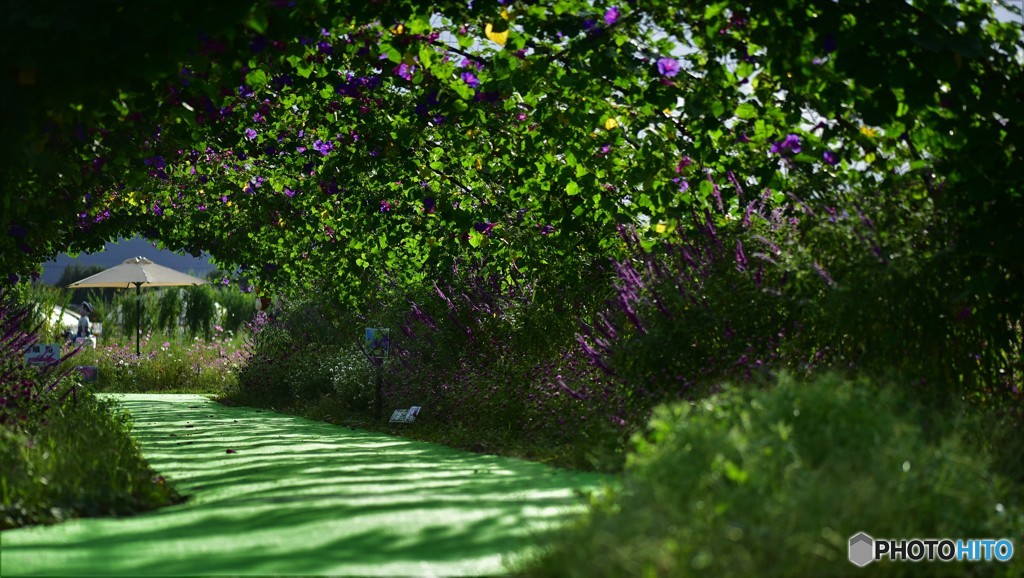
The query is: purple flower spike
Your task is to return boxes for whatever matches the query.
[657,57,680,78]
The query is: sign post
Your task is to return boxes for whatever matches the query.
[25,344,61,367]
[364,328,390,420]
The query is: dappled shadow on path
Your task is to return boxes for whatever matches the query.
[0,394,608,577]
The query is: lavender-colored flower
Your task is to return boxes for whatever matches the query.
[604,6,620,26]
[657,57,680,78]
[460,71,479,88]
[244,128,258,140]
[313,139,333,155]
[284,188,296,198]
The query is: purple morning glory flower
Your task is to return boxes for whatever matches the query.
[604,6,619,26]
[7,225,26,238]
[823,150,839,165]
[423,197,436,214]
[474,222,496,235]
[461,72,479,88]
[770,133,802,155]
[657,57,680,78]
[7,273,18,284]
[152,203,163,217]
[284,188,296,197]
[823,33,837,53]
[245,128,258,140]
[394,63,414,81]
[313,139,333,155]
[144,156,166,169]
[380,200,392,213]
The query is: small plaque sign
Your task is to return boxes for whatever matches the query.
[389,406,421,424]
[365,327,391,360]
[25,344,60,367]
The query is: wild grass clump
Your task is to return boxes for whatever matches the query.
[522,373,1021,578]
[0,392,181,529]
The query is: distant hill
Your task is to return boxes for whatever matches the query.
[42,237,217,286]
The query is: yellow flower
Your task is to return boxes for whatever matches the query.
[485,23,508,46]
[604,117,619,130]
[860,126,878,138]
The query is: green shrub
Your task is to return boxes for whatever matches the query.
[216,285,252,334]
[0,391,181,529]
[183,285,216,340]
[156,288,182,334]
[525,374,1020,578]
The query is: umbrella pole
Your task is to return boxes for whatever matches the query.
[135,283,142,356]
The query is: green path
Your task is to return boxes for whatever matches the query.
[0,394,607,576]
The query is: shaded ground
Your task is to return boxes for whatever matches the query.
[0,394,608,576]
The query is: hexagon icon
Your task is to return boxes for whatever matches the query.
[848,532,875,567]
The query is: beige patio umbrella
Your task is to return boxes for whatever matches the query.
[68,256,208,355]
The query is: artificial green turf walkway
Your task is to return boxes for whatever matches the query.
[0,394,607,576]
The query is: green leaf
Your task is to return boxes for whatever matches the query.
[734,102,758,120]
[246,69,269,88]
[566,180,580,196]
[698,179,715,201]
